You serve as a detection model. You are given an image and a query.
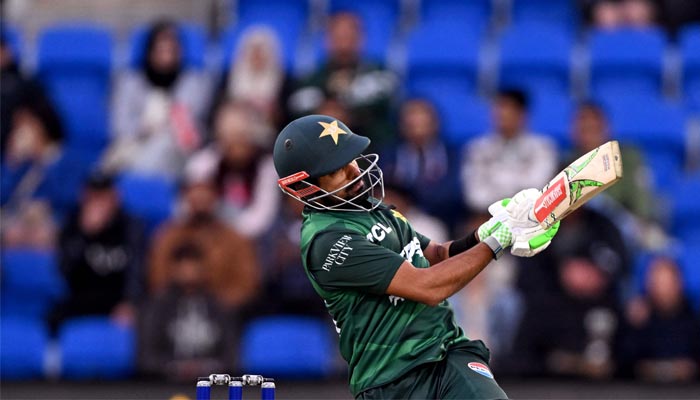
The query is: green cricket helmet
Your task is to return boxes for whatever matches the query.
[273,114,385,211]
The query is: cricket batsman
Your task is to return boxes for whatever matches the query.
[272,115,560,399]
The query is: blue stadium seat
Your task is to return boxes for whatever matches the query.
[679,244,700,308]
[511,0,578,31]
[680,24,700,111]
[589,28,667,101]
[116,173,175,232]
[421,0,491,34]
[528,91,573,150]
[0,318,49,380]
[129,23,206,69]
[408,89,490,146]
[670,177,700,244]
[37,24,112,149]
[1,249,65,319]
[406,21,482,97]
[498,23,573,100]
[240,316,335,378]
[1,25,22,61]
[600,96,684,192]
[59,316,135,379]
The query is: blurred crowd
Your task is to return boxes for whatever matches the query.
[2,0,700,384]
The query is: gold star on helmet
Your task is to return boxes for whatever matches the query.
[318,120,347,145]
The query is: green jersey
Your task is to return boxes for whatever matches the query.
[300,203,469,396]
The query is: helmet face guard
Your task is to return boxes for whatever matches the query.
[277,153,385,212]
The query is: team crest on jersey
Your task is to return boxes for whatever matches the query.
[467,362,494,379]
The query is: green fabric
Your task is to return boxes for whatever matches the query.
[301,204,468,396]
[357,340,508,399]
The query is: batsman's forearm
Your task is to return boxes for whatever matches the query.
[387,243,494,306]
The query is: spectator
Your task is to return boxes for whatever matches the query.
[509,207,628,378]
[187,100,280,239]
[211,25,292,131]
[570,102,654,220]
[288,12,398,153]
[620,256,700,382]
[582,0,660,29]
[461,89,557,213]
[1,33,45,156]
[148,159,260,309]
[104,19,211,179]
[569,102,668,251]
[253,196,328,316]
[1,95,65,248]
[382,99,465,231]
[52,172,145,329]
[140,242,235,382]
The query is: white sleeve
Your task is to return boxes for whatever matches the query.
[462,137,499,210]
[230,156,281,239]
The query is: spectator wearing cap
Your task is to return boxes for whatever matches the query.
[103,19,211,179]
[140,242,236,382]
[187,99,279,239]
[508,207,629,379]
[1,93,65,249]
[460,89,557,215]
[381,99,465,232]
[620,256,700,382]
[288,12,398,154]
[52,172,146,329]
[148,156,260,310]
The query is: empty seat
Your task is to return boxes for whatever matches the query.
[420,0,491,34]
[116,173,175,232]
[1,25,22,61]
[670,177,700,244]
[59,316,135,379]
[528,91,574,150]
[678,244,700,308]
[680,24,700,111]
[601,96,684,192]
[589,28,667,101]
[498,23,573,99]
[240,316,334,378]
[37,24,112,149]
[511,0,578,30]
[129,23,206,69]
[1,249,65,319]
[406,21,482,97]
[0,318,49,380]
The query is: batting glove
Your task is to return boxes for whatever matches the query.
[477,198,514,249]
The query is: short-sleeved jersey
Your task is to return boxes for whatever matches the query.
[300,203,469,396]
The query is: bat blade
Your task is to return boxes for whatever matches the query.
[533,140,623,229]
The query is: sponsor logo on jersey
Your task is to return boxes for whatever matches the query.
[467,362,494,379]
[388,295,405,306]
[400,237,424,261]
[366,223,393,243]
[322,235,354,271]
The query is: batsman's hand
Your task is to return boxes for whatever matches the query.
[477,198,514,249]
[486,189,560,257]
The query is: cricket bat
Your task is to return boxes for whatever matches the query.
[532,140,623,229]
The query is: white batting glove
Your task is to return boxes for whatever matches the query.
[488,189,560,257]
